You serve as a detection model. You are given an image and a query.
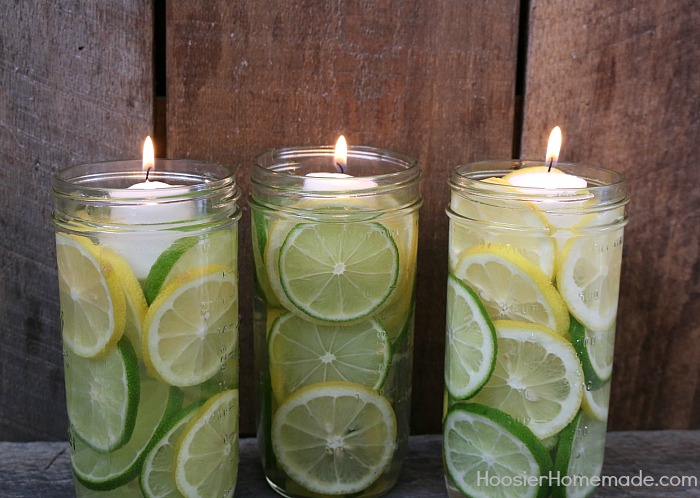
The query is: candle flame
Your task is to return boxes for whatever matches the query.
[545,126,562,171]
[335,135,347,172]
[143,136,155,172]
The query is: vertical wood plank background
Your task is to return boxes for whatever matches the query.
[0,0,698,440]
[165,0,520,435]
[521,0,700,430]
[0,1,152,440]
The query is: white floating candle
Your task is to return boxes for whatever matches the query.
[302,136,376,191]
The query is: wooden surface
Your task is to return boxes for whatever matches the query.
[521,0,700,430]
[0,1,152,440]
[166,0,520,437]
[1,0,699,442]
[2,432,699,497]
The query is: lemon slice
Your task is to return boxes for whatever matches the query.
[450,191,549,231]
[140,402,201,498]
[72,379,183,490]
[64,337,140,453]
[454,245,569,336]
[443,403,552,498]
[582,381,611,422]
[553,411,607,498]
[144,231,237,304]
[470,320,584,439]
[268,312,391,402]
[278,222,399,323]
[271,382,396,495]
[556,233,623,332]
[175,389,239,498]
[569,317,615,389]
[444,275,497,400]
[56,234,126,358]
[143,265,238,387]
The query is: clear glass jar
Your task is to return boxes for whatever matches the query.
[51,159,241,497]
[250,146,422,497]
[442,160,628,498]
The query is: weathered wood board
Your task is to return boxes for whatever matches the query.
[521,0,700,430]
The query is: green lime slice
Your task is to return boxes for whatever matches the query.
[140,402,202,498]
[278,222,399,323]
[268,312,391,402]
[144,231,237,304]
[443,403,552,498]
[444,275,497,399]
[74,477,144,497]
[72,379,183,491]
[553,411,607,498]
[175,390,239,498]
[271,382,396,495]
[569,316,614,389]
[470,320,584,439]
[64,337,140,453]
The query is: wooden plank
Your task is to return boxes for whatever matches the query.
[0,0,153,440]
[167,0,520,436]
[3,432,700,496]
[522,1,700,429]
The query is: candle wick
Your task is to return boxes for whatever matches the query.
[547,158,553,173]
[145,167,151,181]
[335,162,345,174]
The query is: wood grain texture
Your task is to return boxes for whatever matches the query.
[166,0,520,436]
[0,0,152,440]
[521,1,700,430]
[3,432,700,496]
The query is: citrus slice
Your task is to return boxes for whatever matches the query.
[582,381,611,422]
[569,317,615,389]
[175,389,239,498]
[553,411,607,498]
[443,403,552,498]
[251,209,280,308]
[64,337,140,453]
[556,233,624,332]
[450,190,549,231]
[454,245,570,336]
[56,234,126,358]
[101,248,148,361]
[144,231,237,304]
[74,478,144,497]
[444,275,497,400]
[470,320,584,439]
[268,313,391,402]
[143,265,238,387]
[271,382,396,495]
[72,379,183,490]
[278,222,399,323]
[140,403,201,498]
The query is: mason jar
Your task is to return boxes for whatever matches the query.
[52,159,241,497]
[442,160,628,498]
[250,144,422,497]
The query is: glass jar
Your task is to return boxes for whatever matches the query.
[442,160,628,498]
[51,159,241,497]
[250,145,422,497]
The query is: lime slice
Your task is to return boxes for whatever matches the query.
[64,337,140,453]
[268,313,391,402]
[143,265,238,387]
[140,403,202,498]
[74,478,144,497]
[278,222,399,323]
[101,248,148,362]
[175,389,239,498]
[271,382,397,495]
[444,275,497,400]
[569,317,615,389]
[556,233,624,332]
[56,234,126,358]
[454,245,570,336]
[443,403,552,498]
[251,209,280,308]
[582,381,611,422]
[470,320,584,439]
[144,231,237,304]
[553,411,607,498]
[72,379,183,490]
